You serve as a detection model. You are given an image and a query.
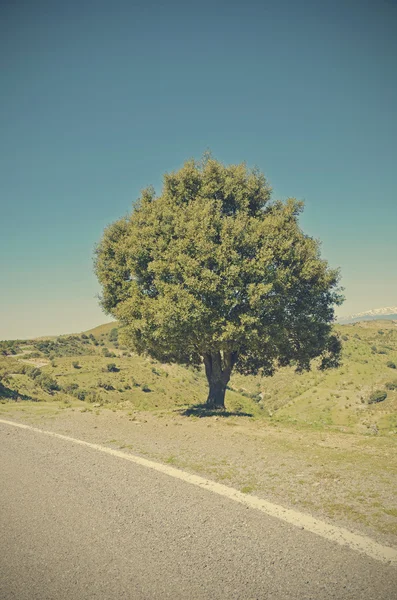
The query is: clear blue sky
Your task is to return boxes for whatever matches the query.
[1,0,396,339]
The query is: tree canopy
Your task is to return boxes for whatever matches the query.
[95,156,343,408]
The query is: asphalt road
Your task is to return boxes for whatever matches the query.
[1,421,396,599]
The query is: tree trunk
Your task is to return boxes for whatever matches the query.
[203,351,237,410]
[206,377,227,409]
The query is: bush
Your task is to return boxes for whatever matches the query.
[386,361,396,369]
[26,366,41,380]
[106,363,118,372]
[102,347,111,357]
[141,383,151,392]
[97,379,114,391]
[368,390,387,404]
[63,382,79,394]
[385,381,397,391]
[72,361,80,369]
[37,374,60,393]
[87,390,101,403]
[109,328,118,342]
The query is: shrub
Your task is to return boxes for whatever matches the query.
[141,383,151,392]
[76,390,87,401]
[72,361,80,369]
[368,390,387,404]
[87,390,101,403]
[109,328,118,342]
[37,374,60,393]
[106,363,118,372]
[26,366,41,380]
[385,381,397,391]
[63,382,79,394]
[97,379,114,391]
[386,361,396,369]
[102,347,111,357]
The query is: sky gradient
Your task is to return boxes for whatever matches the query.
[1,0,396,339]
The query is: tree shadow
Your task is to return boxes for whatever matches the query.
[0,382,37,402]
[178,403,253,418]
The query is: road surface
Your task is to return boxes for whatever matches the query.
[1,420,396,599]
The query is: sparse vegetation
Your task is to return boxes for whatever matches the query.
[368,390,387,405]
[0,318,396,434]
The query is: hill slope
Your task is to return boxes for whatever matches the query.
[1,320,396,434]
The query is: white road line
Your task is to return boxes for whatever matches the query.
[1,417,397,566]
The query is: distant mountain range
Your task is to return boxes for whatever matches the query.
[338,306,397,324]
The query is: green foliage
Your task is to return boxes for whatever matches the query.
[0,340,21,356]
[109,328,118,342]
[63,382,79,394]
[25,366,42,380]
[86,390,102,403]
[97,379,114,391]
[385,380,397,391]
[72,360,80,369]
[101,347,116,358]
[62,382,87,401]
[368,390,387,404]
[36,374,59,393]
[31,336,95,358]
[95,156,342,405]
[106,362,118,372]
[386,361,396,369]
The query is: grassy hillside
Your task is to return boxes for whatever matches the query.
[81,322,116,338]
[1,320,397,435]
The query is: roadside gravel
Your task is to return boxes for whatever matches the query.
[2,402,396,548]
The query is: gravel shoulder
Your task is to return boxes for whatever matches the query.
[1,400,396,547]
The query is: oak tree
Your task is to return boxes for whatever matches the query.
[95,156,342,408]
